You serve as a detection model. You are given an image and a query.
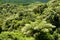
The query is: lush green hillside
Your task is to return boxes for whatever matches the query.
[0,0,60,40]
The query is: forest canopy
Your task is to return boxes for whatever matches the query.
[0,0,60,40]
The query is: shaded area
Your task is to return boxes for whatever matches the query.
[0,0,50,4]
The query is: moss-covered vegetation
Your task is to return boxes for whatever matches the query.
[0,0,60,40]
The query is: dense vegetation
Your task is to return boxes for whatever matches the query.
[0,0,60,40]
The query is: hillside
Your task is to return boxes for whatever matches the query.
[0,0,60,40]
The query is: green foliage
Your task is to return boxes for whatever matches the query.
[0,31,35,40]
[0,0,60,40]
